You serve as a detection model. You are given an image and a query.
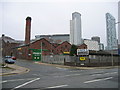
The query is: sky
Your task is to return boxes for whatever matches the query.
[0,0,119,47]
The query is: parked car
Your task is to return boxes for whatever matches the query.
[3,56,16,64]
[11,56,16,60]
[5,58,15,64]
[4,56,12,58]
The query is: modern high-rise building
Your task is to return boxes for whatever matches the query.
[91,36,100,43]
[106,13,118,50]
[70,12,82,45]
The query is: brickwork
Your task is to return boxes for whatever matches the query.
[25,17,31,44]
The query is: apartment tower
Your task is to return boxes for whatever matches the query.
[106,13,117,50]
[70,12,82,45]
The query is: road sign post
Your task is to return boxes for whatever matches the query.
[32,49,41,61]
[30,48,48,61]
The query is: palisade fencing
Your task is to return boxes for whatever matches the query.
[42,55,120,67]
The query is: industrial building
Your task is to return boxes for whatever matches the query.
[35,34,69,44]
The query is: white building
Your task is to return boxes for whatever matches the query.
[70,12,82,45]
[106,13,118,50]
[83,39,99,51]
[99,43,104,50]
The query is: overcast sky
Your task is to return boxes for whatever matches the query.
[0,0,119,46]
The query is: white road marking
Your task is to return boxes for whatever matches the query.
[70,70,82,72]
[84,77,113,84]
[56,67,67,70]
[32,74,42,76]
[0,81,7,84]
[47,85,68,88]
[55,74,81,78]
[91,72,117,76]
[11,78,40,90]
[91,74,102,76]
[1,78,38,84]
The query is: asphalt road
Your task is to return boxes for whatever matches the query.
[2,59,119,90]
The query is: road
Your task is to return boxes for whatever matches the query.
[2,59,119,90]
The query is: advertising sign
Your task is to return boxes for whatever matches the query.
[80,57,86,61]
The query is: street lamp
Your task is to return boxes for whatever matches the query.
[115,21,120,55]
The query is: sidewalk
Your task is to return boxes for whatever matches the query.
[0,64,30,76]
[35,62,119,70]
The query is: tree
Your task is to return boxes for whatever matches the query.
[70,44,78,56]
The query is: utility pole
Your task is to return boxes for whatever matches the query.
[41,42,42,62]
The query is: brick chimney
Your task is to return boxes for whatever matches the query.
[25,17,32,44]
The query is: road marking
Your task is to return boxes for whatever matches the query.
[11,78,40,90]
[56,67,67,70]
[84,77,113,84]
[1,78,38,84]
[91,72,117,76]
[70,70,82,72]
[0,81,7,84]
[47,85,68,88]
[55,74,81,78]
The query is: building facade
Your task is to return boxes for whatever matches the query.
[106,13,118,50]
[91,36,100,43]
[70,12,82,45]
[91,36,104,50]
[99,43,104,50]
[83,39,99,51]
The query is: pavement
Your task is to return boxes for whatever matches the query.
[0,64,30,76]
[0,61,119,76]
[35,62,119,69]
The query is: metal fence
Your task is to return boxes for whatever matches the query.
[42,55,120,67]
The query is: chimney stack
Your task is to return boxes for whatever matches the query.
[25,16,32,44]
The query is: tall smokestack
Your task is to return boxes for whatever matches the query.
[25,17,32,44]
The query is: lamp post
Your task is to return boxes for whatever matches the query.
[115,22,120,55]
[111,22,120,66]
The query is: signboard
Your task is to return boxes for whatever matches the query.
[30,48,48,61]
[77,49,89,55]
[80,57,86,61]
[32,49,42,61]
[63,52,70,55]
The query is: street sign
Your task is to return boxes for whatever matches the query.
[32,49,41,61]
[77,49,89,55]
[29,48,48,61]
[80,57,86,61]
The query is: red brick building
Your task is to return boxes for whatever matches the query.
[13,38,72,60]
[1,35,23,57]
